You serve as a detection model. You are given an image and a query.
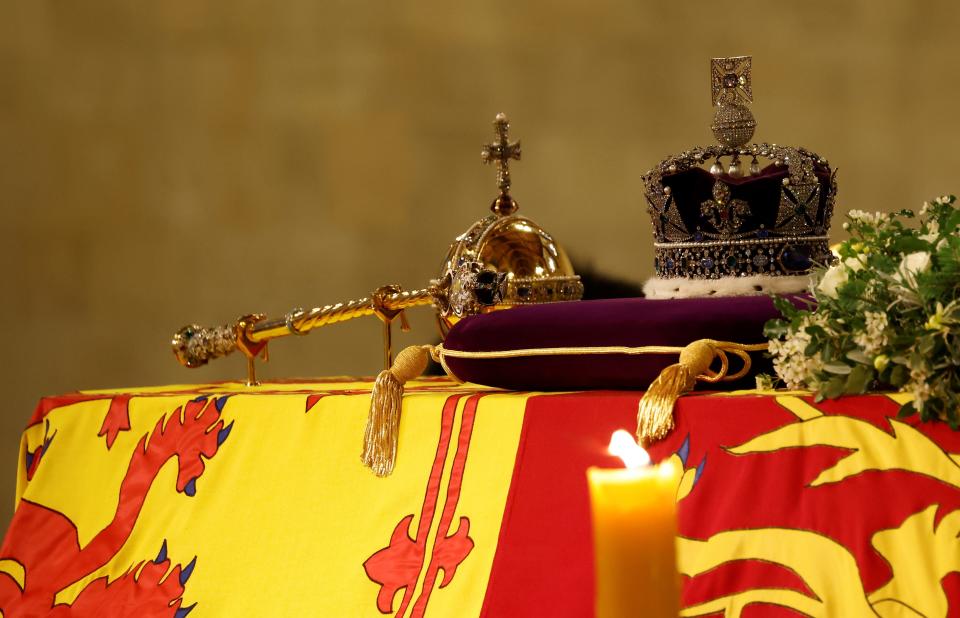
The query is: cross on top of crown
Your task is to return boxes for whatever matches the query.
[711,56,753,107]
[481,113,522,215]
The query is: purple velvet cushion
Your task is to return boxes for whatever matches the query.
[443,296,785,391]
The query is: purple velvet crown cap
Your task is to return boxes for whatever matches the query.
[442,295,799,391]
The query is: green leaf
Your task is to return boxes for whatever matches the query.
[897,401,917,418]
[846,349,870,364]
[763,319,787,338]
[772,296,800,319]
[891,235,929,254]
[823,376,846,399]
[889,364,909,387]
[823,362,853,375]
[945,209,960,234]
[845,365,873,394]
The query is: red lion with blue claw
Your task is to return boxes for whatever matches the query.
[0,396,232,617]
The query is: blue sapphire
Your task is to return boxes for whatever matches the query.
[694,231,704,241]
[756,228,770,238]
[666,258,675,270]
[781,246,812,272]
[701,257,715,269]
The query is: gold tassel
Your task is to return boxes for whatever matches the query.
[362,345,432,477]
[636,339,720,446]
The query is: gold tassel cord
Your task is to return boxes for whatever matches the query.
[636,340,769,447]
[363,339,767,476]
[361,345,433,477]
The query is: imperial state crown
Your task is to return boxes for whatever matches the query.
[642,56,836,299]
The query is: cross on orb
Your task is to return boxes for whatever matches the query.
[481,112,522,215]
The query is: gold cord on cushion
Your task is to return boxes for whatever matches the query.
[363,340,767,476]
[636,340,768,446]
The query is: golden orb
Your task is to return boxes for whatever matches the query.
[435,212,583,330]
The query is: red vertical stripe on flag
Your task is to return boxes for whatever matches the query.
[480,392,643,617]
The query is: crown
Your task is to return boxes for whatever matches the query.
[436,113,583,331]
[641,56,836,298]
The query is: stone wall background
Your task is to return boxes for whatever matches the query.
[2,1,959,532]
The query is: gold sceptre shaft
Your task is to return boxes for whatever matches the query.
[172,263,508,385]
[172,287,433,385]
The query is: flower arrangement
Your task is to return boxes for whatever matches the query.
[763,196,960,427]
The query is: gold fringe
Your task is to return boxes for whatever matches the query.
[637,339,768,446]
[361,345,432,476]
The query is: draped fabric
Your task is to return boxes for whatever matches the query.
[1,379,958,616]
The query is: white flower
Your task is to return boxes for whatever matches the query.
[848,209,873,224]
[769,313,830,390]
[895,251,932,289]
[844,256,865,272]
[907,366,933,412]
[919,220,940,244]
[817,264,848,298]
[853,311,889,356]
[847,210,889,226]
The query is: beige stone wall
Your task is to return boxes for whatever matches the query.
[2,1,959,532]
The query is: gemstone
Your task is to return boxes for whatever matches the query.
[701,258,715,269]
[723,73,738,88]
[781,246,812,272]
[757,228,769,238]
[694,231,704,241]
[725,255,738,268]
[753,254,769,267]
[666,258,675,269]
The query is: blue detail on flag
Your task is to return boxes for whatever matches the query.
[154,539,168,564]
[694,454,706,485]
[25,450,35,471]
[215,396,229,412]
[175,602,196,617]
[217,421,234,446]
[179,556,197,585]
[192,395,208,403]
[677,435,690,467]
[184,477,197,497]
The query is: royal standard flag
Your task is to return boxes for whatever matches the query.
[1,380,959,616]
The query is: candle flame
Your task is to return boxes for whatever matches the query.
[608,430,651,469]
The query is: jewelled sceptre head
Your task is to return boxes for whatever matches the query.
[171,113,583,384]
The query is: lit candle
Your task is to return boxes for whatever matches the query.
[587,430,680,618]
